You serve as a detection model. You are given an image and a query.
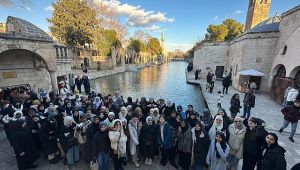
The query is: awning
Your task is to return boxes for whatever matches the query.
[238,69,264,76]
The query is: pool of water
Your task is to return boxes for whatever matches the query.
[91,61,207,113]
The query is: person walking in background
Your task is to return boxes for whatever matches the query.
[69,74,76,94]
[206,72,213,84]
[82,75,91,95]
[242,88,255,118]
[227,117,246,170]
[260,133,286,170]
[229,94,242,119]
[191,121,210,170]
[279,99,300,142]
[128,113,140,167]
[210,74,216,88]
[222,76,231,94]
[206,131,230,170]
[75,75,82,94]
[283,85,292,106]
[217,91,224,108]
[286,85,299,106]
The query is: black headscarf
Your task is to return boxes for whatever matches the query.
[215,131,227,159]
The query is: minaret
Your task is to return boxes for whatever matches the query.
[161,31,165,52]
[245,0,271,31]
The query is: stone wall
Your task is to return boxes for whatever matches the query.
[0,51,51,91]
[228,32,279,92]
[272,6,300,77]
[193,42,229,77]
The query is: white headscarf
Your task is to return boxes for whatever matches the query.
[208,115,224,140]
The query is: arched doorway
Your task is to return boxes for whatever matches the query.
[0,49,52,92]
[270,65,292,104]
[289,66,300,86]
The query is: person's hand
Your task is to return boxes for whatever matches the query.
[19,152,25,156]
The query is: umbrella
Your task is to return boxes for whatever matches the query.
[238,69,264,76]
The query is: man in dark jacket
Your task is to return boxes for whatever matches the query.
[279,99,300,142]
[222,76,231,94]
[243,88,255,119]
[75,75,82,93]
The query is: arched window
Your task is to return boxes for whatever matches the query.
[295,70,300,85]
[276,65,286,78]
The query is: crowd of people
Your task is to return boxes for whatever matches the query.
[1,79,299,170]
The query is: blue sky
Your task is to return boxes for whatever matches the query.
[0,0,299,52]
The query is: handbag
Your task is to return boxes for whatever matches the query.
[67,135,78,148]
[90,157,98,170]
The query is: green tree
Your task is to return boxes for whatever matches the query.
[128,39,146,53]
[223,19,244,41]
[48,0,99,46]
[147,38,162,56]
[204,18,244,42]
[206,24,229,42]
[93,29,121,56]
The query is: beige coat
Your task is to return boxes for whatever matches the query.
[228,124,246,159]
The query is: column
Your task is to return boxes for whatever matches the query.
[49,71,58,94]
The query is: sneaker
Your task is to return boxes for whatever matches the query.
[145,158,149,165]
[279,128,283,133]
[289,137,295,142]
[134,162,140,167]
[148,159,152,165]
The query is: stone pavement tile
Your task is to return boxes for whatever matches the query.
[186,71,300,169]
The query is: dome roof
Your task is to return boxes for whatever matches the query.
[248,14,281,33]
[6,16,52,41]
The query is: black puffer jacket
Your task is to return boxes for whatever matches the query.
[261,145,286,170]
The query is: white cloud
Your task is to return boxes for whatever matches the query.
[213,16,219,20]
[233,10,244,15]
[94,0,174,28]
[44,5,53,11]
[166,43,193,52]
[18,5,30,11]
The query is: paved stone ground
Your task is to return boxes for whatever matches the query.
[186,71,300,169]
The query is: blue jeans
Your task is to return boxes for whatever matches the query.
[66,146,79,166]
[281,119,298,138]
[97,152,108,170]
[243,105,251,118]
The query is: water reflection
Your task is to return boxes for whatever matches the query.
[91,62,206,113]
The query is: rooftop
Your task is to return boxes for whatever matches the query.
[248,14,281,33]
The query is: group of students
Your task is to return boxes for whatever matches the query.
[1,84,296,170]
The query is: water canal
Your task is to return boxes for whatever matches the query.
[91,61,207,113]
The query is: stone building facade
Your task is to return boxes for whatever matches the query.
[194,5,300,96]
[245,0,271,31]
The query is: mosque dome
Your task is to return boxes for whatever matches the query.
[248,13,281,33]
[6,16,53,41]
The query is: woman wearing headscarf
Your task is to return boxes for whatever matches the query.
[209,115,227,141]
[140,116,156,165]
[200,109,213,132]
[128,113,140,167]
[227,117,246,170]
[191,121,210,170]
[109,119,127,170]
[157,115,172,167]
[229,94,242,118]
[214,109,232,129]
[59,116,79,169]
[242,117,268,170]
[86,116,100,162]
[167,111,180,169]
[164,100,176,118]
[206,131,230,170]
[92,122,110,170]
[260,133,286,170]
[93,96,102,113]
[118,106,128,124]
[177,120,192,170]
[150,108,160,125]
[10,118,40,170]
